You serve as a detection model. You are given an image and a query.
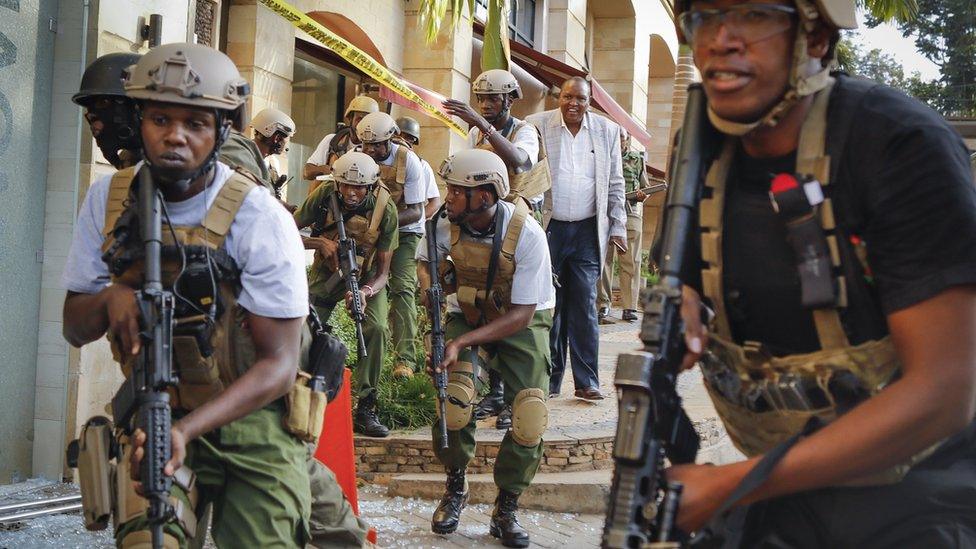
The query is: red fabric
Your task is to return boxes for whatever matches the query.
[380,80,451,120]
[770,173,799,194]
[314,368,359,513]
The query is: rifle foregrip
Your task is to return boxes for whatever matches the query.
[139,392,173,527]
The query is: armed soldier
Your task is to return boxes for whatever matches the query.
[443,69,548,429]
[61,43,311,547]
[304,95,380,193]
[650,0,976,545]
[250,107,297,204]
[597,128,654,324]
[395,116,443,224]
[418,149,555,548]
[294,151,399,438]
[72,52,143,169]
[355,112,427,382]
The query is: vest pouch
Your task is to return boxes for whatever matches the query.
[172,325,224,411]
[75,416,117,531]
[284,372,327,444]
[508,160,552,203]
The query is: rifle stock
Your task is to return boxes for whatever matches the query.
[602,83,715,549]
[425,210,449,450]
[329,192,368,358]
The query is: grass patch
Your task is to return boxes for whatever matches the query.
[326,301,437,431]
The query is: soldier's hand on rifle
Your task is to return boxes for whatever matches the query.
[680,285,707,371]
[634,189,647,202]
[442,99,488,132]
[305,236,339,271]
[435,339,461,374]
[128,425,189,492]
[103,284,143,356]
[666,461,742,534]
[345,287,370,311]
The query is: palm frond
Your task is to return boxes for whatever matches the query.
[859,0,918,23]
[418,0,478,44]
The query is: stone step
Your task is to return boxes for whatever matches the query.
[387,470,612,514]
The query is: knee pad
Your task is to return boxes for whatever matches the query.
[441,369,476,431]
[511,388,549,447]
[120,530,180,549]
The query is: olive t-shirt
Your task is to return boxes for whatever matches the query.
[293,181,399,298]
[666,75,976,356]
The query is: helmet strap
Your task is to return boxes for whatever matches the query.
[138,105,229,194]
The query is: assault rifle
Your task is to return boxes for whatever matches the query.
[625,182,668,201]
[602,84,716,548]
[110,167,177,549]
[425,209,449,450]
[329,192,368,358]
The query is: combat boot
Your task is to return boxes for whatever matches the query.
[431,468,468,534]
[495,404,512,430]
[474,370,505,420]
[353,393,390,438]
[490,489,530,547]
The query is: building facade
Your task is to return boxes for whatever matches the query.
[0,0,687,482]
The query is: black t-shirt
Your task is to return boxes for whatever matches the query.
[667,75,976,356]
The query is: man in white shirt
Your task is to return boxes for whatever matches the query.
[303,95,380,193]
[417,149,554,548]
[526,77,627,400]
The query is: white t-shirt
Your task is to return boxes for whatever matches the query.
[378,142,426,234]
[422,159,440,201]
[417,201,555,313]
[306,133,335,166]
[61,162,309,319]
[467,117,540,165]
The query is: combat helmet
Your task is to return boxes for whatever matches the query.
[251,107,296,138]
[333,151,381,186]
[73,52,142,106]
[675,0,856,136]
[124,43,251,184]
[438,148,510,200]
[356,112,399,144]
[124,42,249,111]
[473,69,522,99]
[396,116,422,144]
[345,95,380,118]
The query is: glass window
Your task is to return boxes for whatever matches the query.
[287,52,344,202]
[510,0,536,47]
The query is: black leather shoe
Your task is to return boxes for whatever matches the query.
[432,469,468,534]
[598,306,610,319]
[490,489,530,547]
[353,393,390,437]
[495,405,512,430]
[622,309,640,322]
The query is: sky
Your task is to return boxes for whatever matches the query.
[847,9,941,82]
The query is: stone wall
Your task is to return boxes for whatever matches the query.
[354,435,614,479]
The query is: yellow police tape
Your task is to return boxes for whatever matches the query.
[257,0,467,138]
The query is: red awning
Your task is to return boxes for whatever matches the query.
[473,22,655,154]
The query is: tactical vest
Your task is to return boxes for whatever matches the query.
[474,121,552,206]
[698,79,939,486]
[448,200,530,325]
[326,126,355,166]
[101,166,259,411]
[378,145,410,206]
[312,187,391,286]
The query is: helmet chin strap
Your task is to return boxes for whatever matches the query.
[708,0,833,137]
[139,107,231,194]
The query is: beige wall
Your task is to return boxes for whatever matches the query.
[547,0,587,69]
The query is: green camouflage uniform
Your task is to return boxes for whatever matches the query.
[598,150,647,311]
[293,182,399,400]
[219,130,272,189]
